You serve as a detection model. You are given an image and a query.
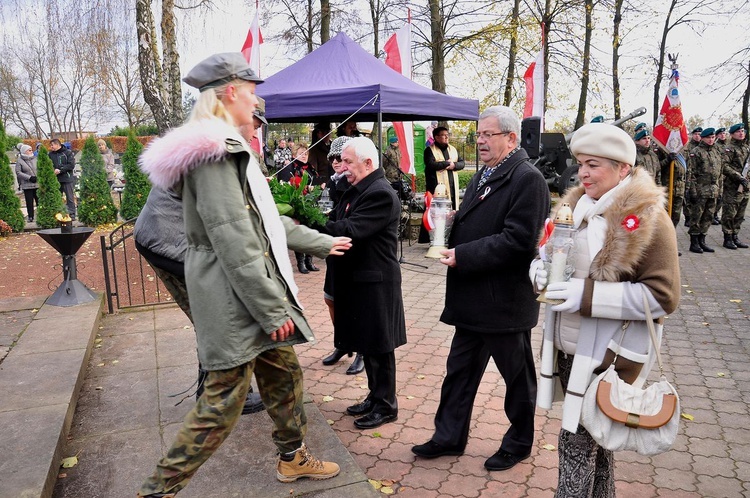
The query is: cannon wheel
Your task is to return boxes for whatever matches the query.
[558,165,580,195]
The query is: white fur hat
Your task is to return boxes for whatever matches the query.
[570,123,636,166]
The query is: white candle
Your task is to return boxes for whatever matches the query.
[549,251,567,284]
[433,218,446,246]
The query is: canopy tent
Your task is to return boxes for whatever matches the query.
[256,32,479,124]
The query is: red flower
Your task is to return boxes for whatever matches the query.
[290,176,302,188]
[622,215,639,232]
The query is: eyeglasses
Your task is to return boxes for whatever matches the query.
[330,155,342,162]
[477,131,511,140]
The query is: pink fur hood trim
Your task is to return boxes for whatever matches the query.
[139,119,244,189]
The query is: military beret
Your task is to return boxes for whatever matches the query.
[716,127,726,134]
[700,127,716,138]
[634,122,648,132]
[691,127,703,134]
[634,130,649,141]
[389,136,398,144]
[590,115,605,123]
[183,52,263,92]
[729,123,745,134]
[571,123,637,166]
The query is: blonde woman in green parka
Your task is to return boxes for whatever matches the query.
[135,53,352,498]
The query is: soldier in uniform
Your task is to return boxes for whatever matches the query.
[716,127,728,146]
[686,127,722,253]
[382,136,403,183]
[720,123,750,249]
[634,129,661,184]
[712,127,728,225]
[682,126,704,226]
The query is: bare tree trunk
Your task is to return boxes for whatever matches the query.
[320,0,330,44]
[574,0,594,129]
[429,0,446,93]
[162,0,183,126]
[612,0,623,120]
[369,0,380,56]
[654,0,677,127]
[306,0,314,53]
[543,0,552,114]
[136,0,171,134]
[503,0,521,107]
[743,60,750,128]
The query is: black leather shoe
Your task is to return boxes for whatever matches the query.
[712,216,721,225]
[138,493,176,497]
[297,262,309,274]
[304,255,320,272]
[734,235,749,248]
[346,353,364,375]
[242,391,264,415]
[484,449,530,471]
[354,411,397,429]
[322,348,351,366]
[346,398,374,416]
[699,234,715,253]
[411,440,464,459]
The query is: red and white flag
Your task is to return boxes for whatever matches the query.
[523,47,545,125]
[652,67,688,154]
[241,8,264,155]
[384,21,415,175]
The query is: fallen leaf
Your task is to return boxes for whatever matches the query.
[360,385,368,389]
[97,363,105,367]
[183,325,191,329]
[416,375,425,380]
[686,290,693,294]
[406,395,415,400]
[326,419,334,425]
[542,443,556,451]
[717,372,725,377]
[128,317,134,321]
[112,360,119,364]
[322,395,334,402]
[31,308,39,313]
[381,479,395,486]
[381,486,395,495]
[94,338,102,343]
[95,386,103,390]
[369,479,382,489]
[372,432,382,438]
[681,413,694,421]
[729,299,742,303]
[61,456,78,468]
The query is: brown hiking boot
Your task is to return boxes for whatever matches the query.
[276,443,340,482]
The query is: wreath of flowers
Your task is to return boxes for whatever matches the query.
[622,214,640,232]
[268,171,328,228]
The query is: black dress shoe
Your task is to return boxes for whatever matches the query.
[242,391,264,415]
[484,449,531,471]
[354,411,397,429]
[346,353,364,375]
[304,255,320,271]
[346,398,374,416]
[322,348,351,366]
[411,440,464,459]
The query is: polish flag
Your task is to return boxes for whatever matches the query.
[241,8,264,155]
[384,22,415,175]
[652,66,688,154]
[523,47,545,126]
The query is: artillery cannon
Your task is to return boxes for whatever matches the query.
[521,107,647,193]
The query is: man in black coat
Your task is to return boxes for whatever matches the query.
[412,106,550,471]
[49,138,77,219]
[323,136,407,430]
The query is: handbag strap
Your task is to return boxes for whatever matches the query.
[642,289,665,376]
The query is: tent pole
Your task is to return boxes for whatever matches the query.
[378,105,383,168]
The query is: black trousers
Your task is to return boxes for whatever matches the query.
[363,351,397,415]
[23,189,38,219]
[432,328,536,456]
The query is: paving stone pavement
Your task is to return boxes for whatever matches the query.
[54,221,749,497]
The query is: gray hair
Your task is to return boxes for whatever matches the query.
[479,106,521,136]
[343,137,379,169]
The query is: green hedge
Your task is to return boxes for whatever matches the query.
[413,170,475,193]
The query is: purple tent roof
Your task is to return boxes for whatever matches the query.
[256,32,479,123]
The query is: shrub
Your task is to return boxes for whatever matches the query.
[77,136,118,225]
[119,132,151,220]
[35,146,66,228]
[0,120,25,232]
[412,170,474,193]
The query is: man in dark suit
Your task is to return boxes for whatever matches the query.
[323,136,407,430]
[412,106,550,471]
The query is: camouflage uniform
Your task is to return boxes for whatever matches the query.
[721,137,750,236]
[150,266,192,322]
[682,139,702,224]
[686,141,722,235]
[658,151,686,226]
[138,346,306,495]
[635,144,661,185]
[382,145,403,184]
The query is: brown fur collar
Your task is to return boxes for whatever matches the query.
[554,168,666,282]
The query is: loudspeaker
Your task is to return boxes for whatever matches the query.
[521,117,542,159]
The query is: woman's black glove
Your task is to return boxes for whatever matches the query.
[29,176,37,183]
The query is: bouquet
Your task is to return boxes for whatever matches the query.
[268,171,328,228]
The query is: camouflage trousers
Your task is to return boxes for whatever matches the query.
[666,192,685,227]
[151,266,192,323]
[721,193,749,235]
[138,346,307,496]
[688,197,717,235]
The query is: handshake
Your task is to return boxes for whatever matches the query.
[528,259,584,313]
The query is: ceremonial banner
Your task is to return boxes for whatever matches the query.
[384,22,415,175]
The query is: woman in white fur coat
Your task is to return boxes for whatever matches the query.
[530,124,681,497]
[135,53,351,498]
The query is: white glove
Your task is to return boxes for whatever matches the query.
[547,278,585,313]
[528,259,547,293]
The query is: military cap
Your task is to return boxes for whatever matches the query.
[729,123,745,134]
[700,127,716,138]
[183,52,263,92]
[691,126,703,134]
[716,127,726,134]
[634,130,649,141]
[590,115,605,123]
[253,96,268,125]
[634,122,648,132]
